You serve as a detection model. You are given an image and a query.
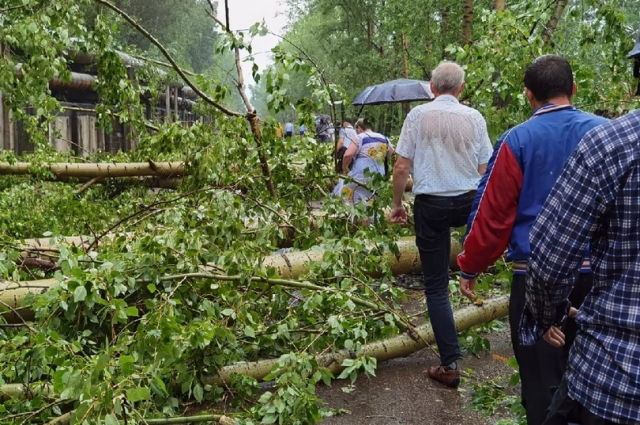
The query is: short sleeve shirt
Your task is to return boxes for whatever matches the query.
[396,95,492,196]
[339,125,358,149]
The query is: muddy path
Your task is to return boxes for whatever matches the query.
[317,288,519,425]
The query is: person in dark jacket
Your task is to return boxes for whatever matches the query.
[457,55,608,425]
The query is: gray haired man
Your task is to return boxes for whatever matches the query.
[390,61,492,388]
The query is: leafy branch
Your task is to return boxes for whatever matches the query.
[91,0,243,118]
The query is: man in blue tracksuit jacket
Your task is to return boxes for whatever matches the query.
[457,55,608,425]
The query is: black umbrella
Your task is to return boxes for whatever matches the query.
[351,78,434,106]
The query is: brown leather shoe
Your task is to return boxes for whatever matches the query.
[428,365,461,388]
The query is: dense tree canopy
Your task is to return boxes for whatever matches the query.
[252,0,640,137]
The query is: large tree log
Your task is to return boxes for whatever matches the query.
[240,237,461,280]
[16,233,133,262]
[2,238,464,321]
[0,279,56,321]
[0,161,185,178]
[0,382,53,402]
[203,295,509,386]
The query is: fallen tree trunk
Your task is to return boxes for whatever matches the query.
[0,279,56,321]
[16,233,133,261]
[0,382,53,402]
[1,296,508,403]
[203,295,509,386]
[2,237,463,321]
[257,237,462,279]
[0,161,185,178]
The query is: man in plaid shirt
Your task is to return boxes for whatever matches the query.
[522,110,640,424]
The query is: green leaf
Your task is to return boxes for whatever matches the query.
[104,414,119,425]
[73,285,87,302]
[125,306,139,317]
[244,326,255,338]
[126,387,151,402]
[193,383,204,402]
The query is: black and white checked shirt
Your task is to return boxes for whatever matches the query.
[521,109,640,423]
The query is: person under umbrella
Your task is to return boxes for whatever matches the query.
[333,118,394,205]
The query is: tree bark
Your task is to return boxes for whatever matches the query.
[0,161,185,178]
[462,0,474,46]
[441,7,450,60]
[492,0,510,108]
[0,278,56,321]
[203,295,509,385]
[401,33,410,117]
[542,0,568,46]
[0,382,53,402]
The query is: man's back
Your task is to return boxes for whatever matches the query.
[397,95,492,196]
[501,107,608,260]
[460,106,608,270]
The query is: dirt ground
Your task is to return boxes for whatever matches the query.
[316,285,518,425]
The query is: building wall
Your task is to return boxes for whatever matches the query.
[0,99,206,156]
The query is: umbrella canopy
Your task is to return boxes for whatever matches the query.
[627,23,640,59]
[351,78,434,106]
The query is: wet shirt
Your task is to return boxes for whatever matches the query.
[396,95,492,196]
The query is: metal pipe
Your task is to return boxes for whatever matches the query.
[49,71,95,91]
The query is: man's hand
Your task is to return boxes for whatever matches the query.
[389,206,407,224]
[569,307,578,318]
[459,276,477,301]
[543,325,566,347]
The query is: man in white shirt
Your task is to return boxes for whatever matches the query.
[390,61,492,388]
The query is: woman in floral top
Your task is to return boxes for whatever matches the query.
[333,118,394,204]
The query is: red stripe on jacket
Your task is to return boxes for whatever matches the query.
[457,142,523,274]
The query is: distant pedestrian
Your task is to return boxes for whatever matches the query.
[299,124,305,136]
[284,122,294,138]
[315,115,330,142]
[335,118,358,175]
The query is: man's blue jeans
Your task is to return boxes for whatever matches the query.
[413,192,474,365]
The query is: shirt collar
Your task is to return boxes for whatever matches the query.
[532,103,575,117]
[434,94,460,104]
